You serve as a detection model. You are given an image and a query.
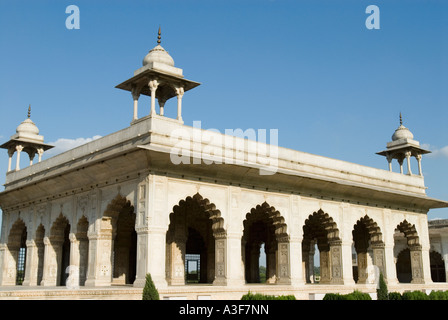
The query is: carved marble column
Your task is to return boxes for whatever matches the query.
[213,233,227,285]
[356,251,368,284]
[167,235,186,285]
[372,243,386,281]
[22,240,38,286]
[266,242,276,284]
[0,243,18,286]
[84,219,113,287]
[410,245,424,284]
[276,240,291,284]
[319,245,331,284]
[329,240,344,284]
[40,237,59,286]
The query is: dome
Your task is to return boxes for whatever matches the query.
[16,118,39,136]
[142,44,175,67]
[392,124,414,141]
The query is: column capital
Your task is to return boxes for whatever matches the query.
[148,79,160,91]
[175,85,184,97]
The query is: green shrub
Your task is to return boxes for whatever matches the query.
[323,293,347,300]
[142,273,160,300]
[429,290,448,300]
[402,290,429,300]
[376,272,388,300]
[388,292,402,300]
[345,290,372,300]
[323,290,371,300]
[241,291,296,300]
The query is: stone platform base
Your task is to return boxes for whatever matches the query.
[1,283,448,300]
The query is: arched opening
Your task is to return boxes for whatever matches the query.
[396,248,412,283]
[185,227,206,283]
[352,215,384,284]
[166,193,225,285]
[49,214,71,286]
[104,195,137,285]
[394,220,423,284]
[243,202,289,284]
[430,251,446,283]
[302,209,341,284]
[8,219,27,285]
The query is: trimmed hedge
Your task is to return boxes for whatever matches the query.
[388,292,402,300]
[323,290,371,300]
[241,291,296,300]
[429,290,448,300]
[384,290,448,300]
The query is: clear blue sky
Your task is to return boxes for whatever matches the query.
[0,0,447,231]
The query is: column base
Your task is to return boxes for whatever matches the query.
[84,279,111,287]
[213,277,227,286]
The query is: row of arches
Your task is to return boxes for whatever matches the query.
[3,192,446,287]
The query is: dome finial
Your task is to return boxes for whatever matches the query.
[399,112,403,126]
[27,104,31,119]
[157,26,161,45]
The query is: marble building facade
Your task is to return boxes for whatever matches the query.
[0,32,447,299]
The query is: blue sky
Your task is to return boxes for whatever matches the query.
[0,0,447,230]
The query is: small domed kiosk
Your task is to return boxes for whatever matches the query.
[377,113,430,175]
[0,105,53,171]
[115,27,200,123]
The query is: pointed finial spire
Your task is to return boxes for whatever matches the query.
[399,112,403,126]
[27,104,31,118]
[157,26,161,44]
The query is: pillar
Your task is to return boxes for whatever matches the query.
[167,236,186,285]
[405,151,412,175]
[133,227,168,288]
[159,98,166,116]
[384,243,398,285]
[7,148,14,172]
[0,244,18,286]
[15,145,23,171]
[226,232,245,287]
[176,86,184,122]
[356,251,368,284]
[398,158,404,174]
[67,233,80,289]
[416,154,423,176]
[303,242,315,283]
[410,244,424,284]
[289,237,304,285]
[29,150,36,166]
[84,218,113,287]
[131,86,140,122]
[372,243,387,281]
[37,148,44,163]
[22,240,39,286]
[319,244,331,284]
[40,237,59,286]
[386,154,393,172]
[276,240,291,284]
[148,79,159,116]
[329,240,344,284]
[213,233,227,285]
